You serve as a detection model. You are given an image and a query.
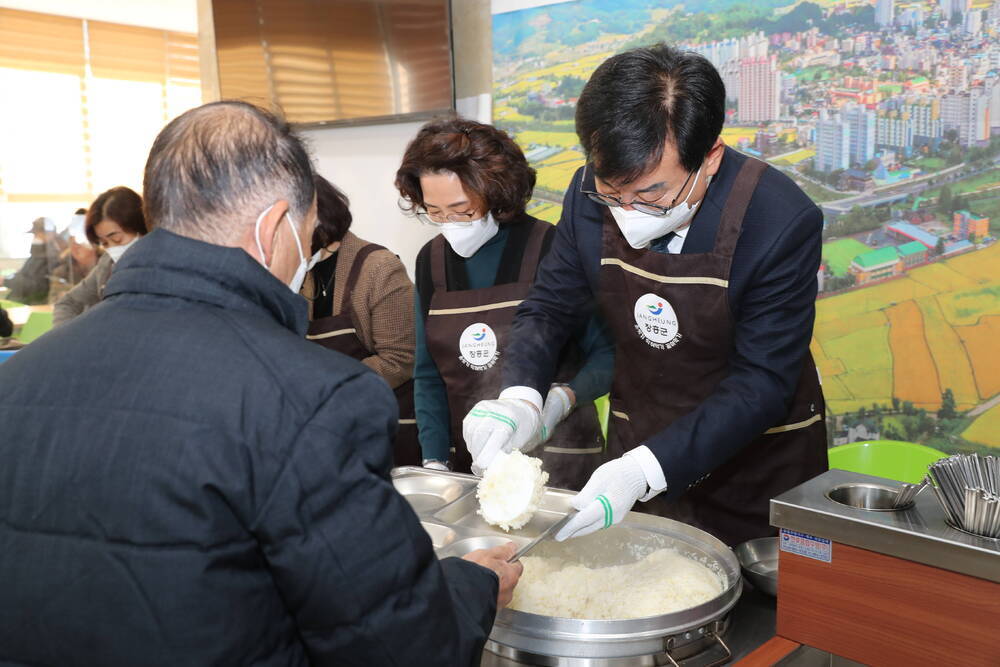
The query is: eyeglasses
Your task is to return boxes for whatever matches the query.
[412,207,479,227]
[397,197,483,227]
[580,165,695,217]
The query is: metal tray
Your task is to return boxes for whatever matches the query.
[393,466,574,555]
[393,472,475,513]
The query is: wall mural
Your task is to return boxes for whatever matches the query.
[492,0,1000,454]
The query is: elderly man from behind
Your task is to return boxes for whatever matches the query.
[0,101,519,666]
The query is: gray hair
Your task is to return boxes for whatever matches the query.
[142,101,315,243]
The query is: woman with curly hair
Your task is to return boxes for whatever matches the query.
[396,117,613,487]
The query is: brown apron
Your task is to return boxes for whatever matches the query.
[305,244,420,467]
[425,220,606,489]
[598,157,828,546]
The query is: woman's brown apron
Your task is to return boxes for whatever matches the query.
[425,220,606,489]
[305,244,420,467]
[598,157,828,546]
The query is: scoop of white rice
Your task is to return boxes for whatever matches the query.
[477,451,549,531]
[510,549,724,619]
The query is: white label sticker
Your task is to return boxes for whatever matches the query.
[633,293,682,349]
[779,528,832,563]
[458,322,499,371]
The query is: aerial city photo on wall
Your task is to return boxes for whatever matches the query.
[492,0,1000,454]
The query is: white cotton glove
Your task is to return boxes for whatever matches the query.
[422,460,449,471]
[540,385,574,443]
[463,398,542,472]
[555,454,650,541]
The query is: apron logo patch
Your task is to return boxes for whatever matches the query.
[633,293,681,350]
[458,322,499,371]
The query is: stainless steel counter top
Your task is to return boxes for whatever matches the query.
[770,469,1000,583]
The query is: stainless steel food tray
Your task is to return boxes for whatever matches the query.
[392,466,743,664]
[392,466,575,558]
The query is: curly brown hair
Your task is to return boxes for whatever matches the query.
[84,186,147,245]
[395,117,536,223]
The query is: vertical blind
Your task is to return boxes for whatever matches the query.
[0,7,200,256]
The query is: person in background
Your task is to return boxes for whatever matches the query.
[301,174,420,466]
[53,187,148,326]
[0,307,12,339]
[0,100,518,666]
[63,208,88,245]
[0,218,60,305]
[396,117,615,489]
[44,209,93,302]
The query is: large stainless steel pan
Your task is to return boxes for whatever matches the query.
[393,467,741,665]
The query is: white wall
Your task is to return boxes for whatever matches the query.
[299,1,494,279]
[301,121,438,279]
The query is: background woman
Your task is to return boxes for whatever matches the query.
[396,117,614,488]
[53,187,147,326]
[302,174,419,466]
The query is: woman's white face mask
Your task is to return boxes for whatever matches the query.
[609,167,709,250]
[440,213,499,258]
[105,236,139,263]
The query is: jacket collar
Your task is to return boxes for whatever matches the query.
[103,228,308,335]
[677,145,747,254]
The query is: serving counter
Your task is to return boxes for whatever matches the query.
[767,469,1000,666]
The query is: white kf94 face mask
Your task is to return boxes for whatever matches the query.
[609,167,709,250]
[105,237,139,263]
[254,204,309,293]
[441,212,499,258]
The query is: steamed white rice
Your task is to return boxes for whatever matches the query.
[477,451,549,531]
[510,549,724,619]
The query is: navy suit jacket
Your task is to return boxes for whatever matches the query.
[503,147,823,497]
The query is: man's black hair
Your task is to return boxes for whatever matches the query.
[576,44,725,184]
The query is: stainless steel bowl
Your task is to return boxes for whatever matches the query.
[735,537,778,597]
[826,482,912,511]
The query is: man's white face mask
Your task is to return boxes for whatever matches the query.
[254,204,309,293]
[306,249,323,272]
[440,212,499,258]
[609,167,709,250]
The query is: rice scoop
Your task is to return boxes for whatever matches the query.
[477,451,549,531]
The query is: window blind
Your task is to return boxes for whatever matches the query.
[0,6,200,255]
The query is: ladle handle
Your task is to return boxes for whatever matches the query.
[508,512,575,563]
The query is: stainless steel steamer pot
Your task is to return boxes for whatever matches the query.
[392,467,742,666]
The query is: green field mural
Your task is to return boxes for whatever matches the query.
[493,0,1000,452]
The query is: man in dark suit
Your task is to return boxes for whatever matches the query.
[463,44,827,546]
[0,101,519,666]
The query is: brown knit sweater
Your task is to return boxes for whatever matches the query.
[301,231,415,389]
